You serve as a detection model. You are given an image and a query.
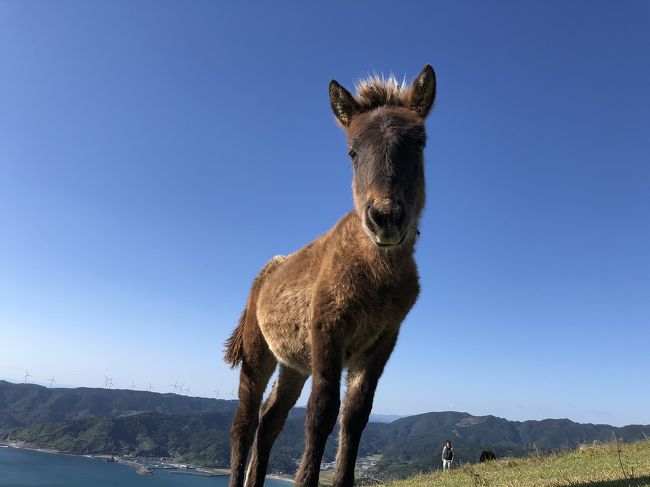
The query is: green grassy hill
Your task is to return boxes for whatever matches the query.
[381,439,650,487]
[361,412,650,479]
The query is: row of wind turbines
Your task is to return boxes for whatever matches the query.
[19,369,235,399]
[22,369,56,388]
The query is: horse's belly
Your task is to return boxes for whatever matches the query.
[257,279,313,375]
[259,318,312,375]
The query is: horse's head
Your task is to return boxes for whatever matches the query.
[329,65,436,248]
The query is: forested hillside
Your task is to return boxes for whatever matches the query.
[1,381,648,478]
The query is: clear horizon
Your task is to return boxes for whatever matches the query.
[1,1,649,428]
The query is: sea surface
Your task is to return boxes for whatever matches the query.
[0,446,292,487]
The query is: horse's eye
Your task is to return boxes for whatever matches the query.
[348,149,357,160]
[418,143,425,152]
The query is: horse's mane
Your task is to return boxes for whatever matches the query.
[353,74,411,112]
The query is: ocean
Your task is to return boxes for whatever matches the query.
[0,446,292,487]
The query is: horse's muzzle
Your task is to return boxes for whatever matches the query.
[364,200,408,247]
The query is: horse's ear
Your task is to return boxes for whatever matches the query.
[410,64,436,119]
[329,80,359,127]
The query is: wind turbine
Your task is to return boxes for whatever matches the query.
[104,375,113,389]
[48,376,56,388]
[169,380,179,394]
[130,380,136,390]
[23,370,32,384]
[148,382,155,393]
[213,388,220,399]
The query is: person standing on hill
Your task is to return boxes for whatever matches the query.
[442,440,454,470]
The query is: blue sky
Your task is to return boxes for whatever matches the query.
[0,1,648,427]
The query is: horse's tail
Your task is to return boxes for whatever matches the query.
[224,308,247,368]
[223,255,286,369]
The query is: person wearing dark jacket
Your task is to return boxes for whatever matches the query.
[441,440,454,470]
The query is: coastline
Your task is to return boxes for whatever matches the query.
[267,473,295,483]
[0,440,66,457]
[0,440,294,483]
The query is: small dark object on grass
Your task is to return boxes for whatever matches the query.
[480,450,496,462]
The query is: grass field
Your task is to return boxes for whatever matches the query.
[380,439,650,487]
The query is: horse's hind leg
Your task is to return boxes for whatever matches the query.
[229,335,276,487]
[245,365,307,487]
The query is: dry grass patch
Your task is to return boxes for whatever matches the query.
[380,439,650,487]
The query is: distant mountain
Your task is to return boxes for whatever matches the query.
[0,380,237,430]
[1,381,648,479]
[0,412,233,466]
[360,411,650,478]
[369,414,404,423]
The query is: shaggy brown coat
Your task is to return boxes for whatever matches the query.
[225,64,436,487]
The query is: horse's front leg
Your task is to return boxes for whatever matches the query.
[333,329,398,487]
[294,323,343,487]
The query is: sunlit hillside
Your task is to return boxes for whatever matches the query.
[380,439,650,487]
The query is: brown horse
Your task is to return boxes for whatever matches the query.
[224,64,436,487]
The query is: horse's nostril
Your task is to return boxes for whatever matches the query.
[394,201,406,227]
[366,205,382,231]
[366,201,406,233]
